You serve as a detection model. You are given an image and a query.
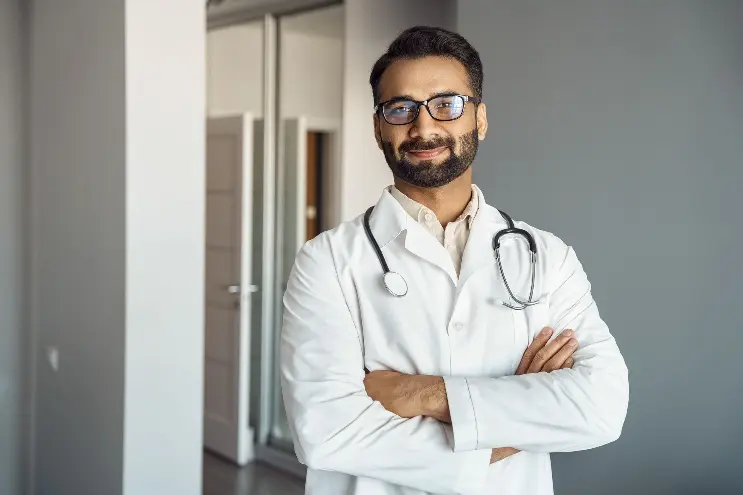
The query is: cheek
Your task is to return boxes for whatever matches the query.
[382,127,409,150]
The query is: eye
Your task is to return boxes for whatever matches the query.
[386,101,415,115]
[430,96,465,119]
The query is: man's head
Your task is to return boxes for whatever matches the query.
[370,26,488,189]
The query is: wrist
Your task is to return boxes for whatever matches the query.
[416,375,450,422]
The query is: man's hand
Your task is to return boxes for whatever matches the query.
[364,370,444,419]
[516,326,577,375]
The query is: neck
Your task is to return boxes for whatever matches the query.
[394,170,474,225]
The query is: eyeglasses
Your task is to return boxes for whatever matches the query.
[375,94,481,125]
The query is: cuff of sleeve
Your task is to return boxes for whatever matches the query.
[454,448,492,495]
[444,376,479,452]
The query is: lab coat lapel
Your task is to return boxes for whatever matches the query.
[403,221,458,285]
[458,190,509,290]
[368,189,407,250]
[368,189,454,283]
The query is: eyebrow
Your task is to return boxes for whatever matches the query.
[384,90,461,103]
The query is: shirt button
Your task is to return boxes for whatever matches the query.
[452,322,465,332]
[424,213,434,222]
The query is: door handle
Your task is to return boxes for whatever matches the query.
[226,284,260,294]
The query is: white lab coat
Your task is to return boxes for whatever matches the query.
[280,186,629,495]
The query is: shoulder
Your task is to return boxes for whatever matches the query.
[504,212,587,292]
[292,213,367,273]
[486,204,577,279]
[512,218,570,261]
[485,203,570,260]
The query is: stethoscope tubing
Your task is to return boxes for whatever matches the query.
[363,205,540,309]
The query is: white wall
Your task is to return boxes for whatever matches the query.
[207,23,265,117]
[30,1,205,494]
[340,0,457,222]
[279,30,343,120]
[279,5,344,121]
[0,0,27,493]
[207,13,344,122]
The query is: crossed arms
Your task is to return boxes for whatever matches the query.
[279,235,629,494]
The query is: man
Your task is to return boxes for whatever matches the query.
[280,26,628,495]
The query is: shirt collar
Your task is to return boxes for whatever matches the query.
[389,184,480,229]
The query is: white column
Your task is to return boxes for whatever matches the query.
[123,1,205,494]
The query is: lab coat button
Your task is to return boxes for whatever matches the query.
[452,322,465,332]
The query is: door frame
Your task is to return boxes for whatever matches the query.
[203,113,256,466]
[305,117,342,231]
[205,4,343,480]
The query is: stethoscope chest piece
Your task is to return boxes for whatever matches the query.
[383,271,408,297]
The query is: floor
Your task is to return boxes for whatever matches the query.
[203,453,305,495]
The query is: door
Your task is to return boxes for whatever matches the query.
[306,131,323,241]
[270,116,308,442]
[204,114,257,465]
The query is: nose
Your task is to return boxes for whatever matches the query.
[409,103,441,140]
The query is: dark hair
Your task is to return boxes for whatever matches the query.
[369,26,483,106]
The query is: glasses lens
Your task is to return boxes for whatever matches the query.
[383,100,418,124]
[429,95,465,121]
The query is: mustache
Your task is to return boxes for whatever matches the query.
[399,136,456,153]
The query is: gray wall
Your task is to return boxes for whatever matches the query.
[0,0,27,493]
[458,1,742,494]
[30,1,127,493]
[30,1,206,493]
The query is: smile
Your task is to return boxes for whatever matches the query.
[406,147,448,160]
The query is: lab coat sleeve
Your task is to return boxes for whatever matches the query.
[280,237,492,495]
[445,234,629,453]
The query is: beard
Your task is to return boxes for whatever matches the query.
[382,129,479,188]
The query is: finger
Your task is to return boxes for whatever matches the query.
[516,327,553,375]
[491,447,521,463]
[561,357,575,369]
[527,329,574,374]
[543,338,578,372]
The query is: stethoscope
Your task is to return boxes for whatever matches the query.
[362,206,541,310]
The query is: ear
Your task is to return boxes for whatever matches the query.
[373,113,383,150]
[476,102,488,141]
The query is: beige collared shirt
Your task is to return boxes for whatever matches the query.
[389,185,480,276]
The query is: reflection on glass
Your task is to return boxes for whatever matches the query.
[205,20,266,457]
[272,5,345,448]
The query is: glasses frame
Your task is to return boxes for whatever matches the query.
[375,94,481,125]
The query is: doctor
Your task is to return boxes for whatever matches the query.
[280,26,629,495]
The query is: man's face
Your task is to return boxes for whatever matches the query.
[374,56,488,188]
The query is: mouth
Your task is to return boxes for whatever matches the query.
[406,147,449,160]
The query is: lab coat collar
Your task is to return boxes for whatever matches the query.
[369,188,461,284]
[368,185,509,288]
[369,187,466,286]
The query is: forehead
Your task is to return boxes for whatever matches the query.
[378,56,471,102]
